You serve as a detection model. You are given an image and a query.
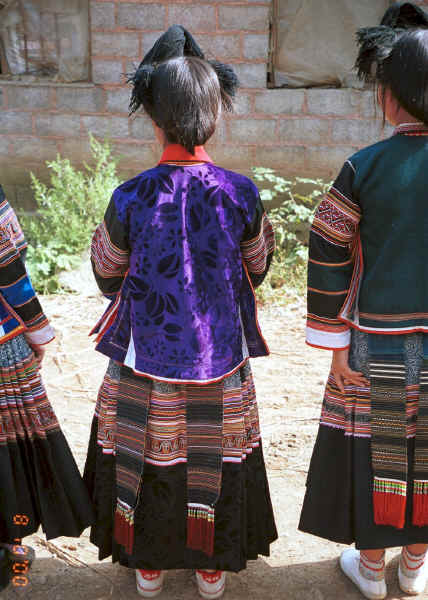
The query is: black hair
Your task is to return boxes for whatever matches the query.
[381,2,428,28]
[140,56,223,153]
[380,29,428,124]
[127,25,238,153]
[355,3,428,124]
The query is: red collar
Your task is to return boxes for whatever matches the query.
[394,122,428,136]
[159,144,213,165]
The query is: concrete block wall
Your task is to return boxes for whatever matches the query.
[1,0,427,209]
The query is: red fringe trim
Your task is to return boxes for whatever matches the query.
[114,510,134,555]
[373,491,406,529]
[187,507,215,557]
[413,492,428,526]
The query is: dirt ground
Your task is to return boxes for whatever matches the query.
[0,293,423,600]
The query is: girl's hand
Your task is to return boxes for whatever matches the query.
[331,348,368,393]
[29,343,46,368]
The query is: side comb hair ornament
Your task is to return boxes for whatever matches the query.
[355,26,404,83]
[128,25,239,115]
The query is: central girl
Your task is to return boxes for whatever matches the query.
[84,26,277,599]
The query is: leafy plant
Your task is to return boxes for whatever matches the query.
[252,167,331,304]
[20,136,122,293]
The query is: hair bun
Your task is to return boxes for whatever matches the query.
[381,2,428,29]
[128,25,238,115]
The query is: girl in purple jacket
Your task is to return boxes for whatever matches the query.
[84,26,277,599]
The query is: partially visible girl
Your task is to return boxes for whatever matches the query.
[299,3,428,599]
[84,25,277,600]
[0,186,94,592]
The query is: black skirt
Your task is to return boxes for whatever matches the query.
[299,329,428,549]
[0,335,94,543]
[83,361,278,572]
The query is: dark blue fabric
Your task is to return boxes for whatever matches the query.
[94,163,268,381]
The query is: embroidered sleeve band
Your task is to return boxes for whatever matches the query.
[306,161,361,350]
[241,196,275,289]
[91,196,130,298]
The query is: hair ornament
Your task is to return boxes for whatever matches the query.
[128,64,155,115]
[355,2,428,83]
[208,60,239,110]
[355,26,404,83]
[128,25,238,114]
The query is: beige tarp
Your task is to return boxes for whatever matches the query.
[0,0,89,82]
[273,0,391,88]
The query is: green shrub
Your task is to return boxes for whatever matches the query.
[20,136,122,293]
[252,167,331,305]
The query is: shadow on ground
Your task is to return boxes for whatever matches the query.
[0,554,419,600]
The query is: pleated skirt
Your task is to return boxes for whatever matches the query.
[299,329,428,549]
[84,360,278,572]
[0,335,94,543]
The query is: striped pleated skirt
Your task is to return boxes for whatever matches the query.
[299,329,428,549]
[84,360,278,572]
[0,334,94,543]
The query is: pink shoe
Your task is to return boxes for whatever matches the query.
[196,570,226,599]
[135,569,165,598]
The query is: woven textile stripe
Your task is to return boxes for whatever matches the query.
[186,381,223,557]
[370,357,407,528]
[111,365,230,557]
[114,370,151,555]
[241,213,275,275]
[94,372,119,455]
[0,353,60,445]
[91,222,129,279]
[96,362,260,464]
[413,360,428,525]
[320,374,418,438]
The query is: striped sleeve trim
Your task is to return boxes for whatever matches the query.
[241,212,275,274]
[306,324,351,350]
[91,222,129,279]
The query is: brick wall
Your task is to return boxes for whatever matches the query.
[1,0,428,209]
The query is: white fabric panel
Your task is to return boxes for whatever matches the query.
[274,0,391,87]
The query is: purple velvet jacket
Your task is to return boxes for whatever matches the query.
[91,146,275,383]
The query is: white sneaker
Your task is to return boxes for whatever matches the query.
[398,550,428,595]
[196,570,226,599]
[340,549,387,600]
[135,569,165,598]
